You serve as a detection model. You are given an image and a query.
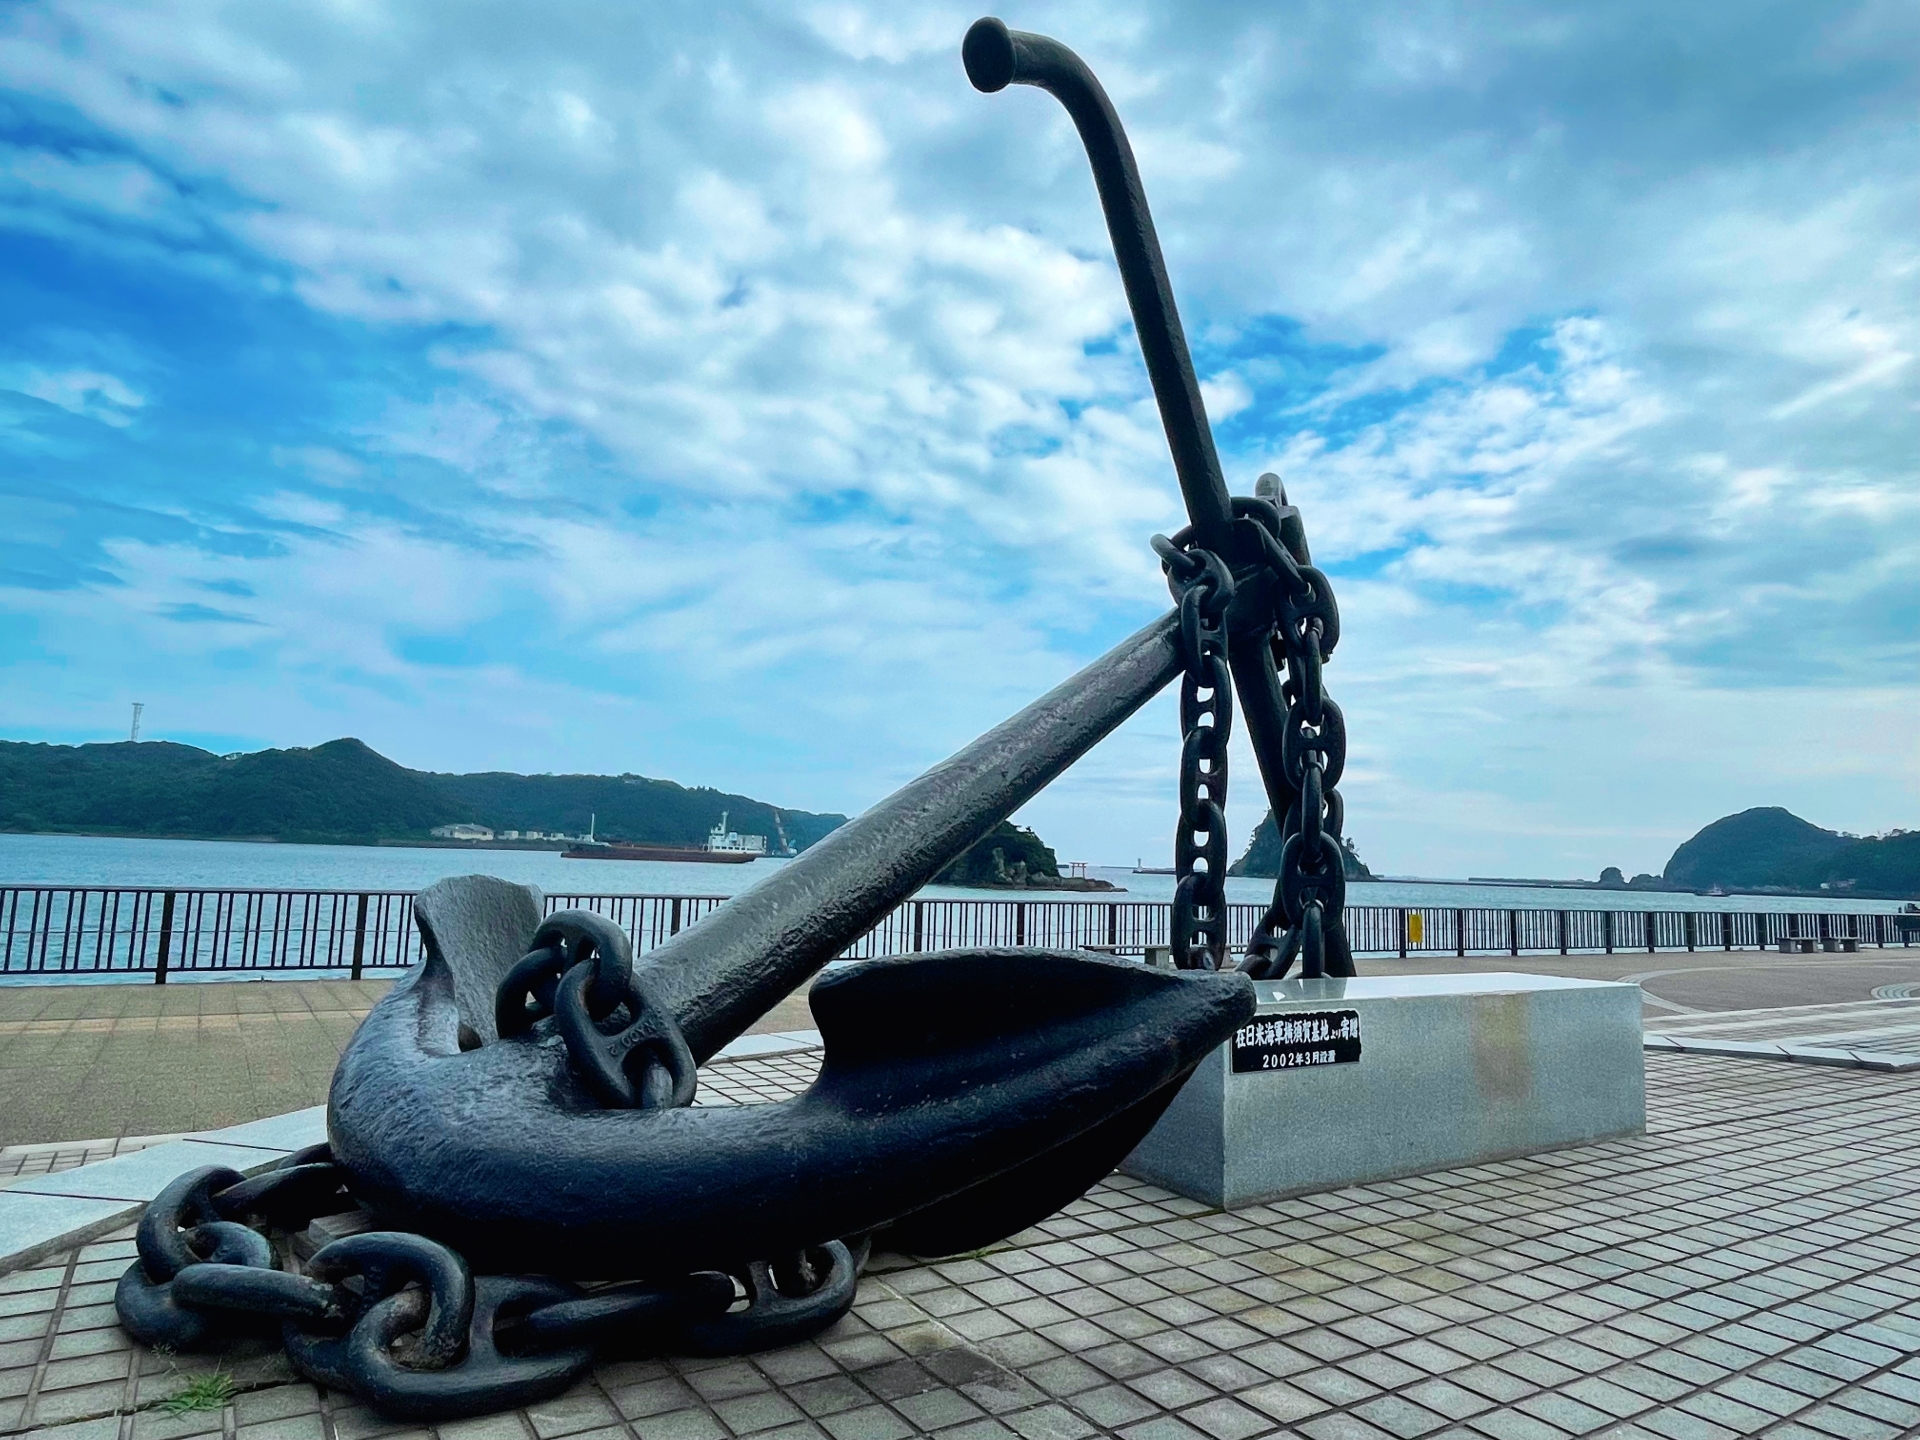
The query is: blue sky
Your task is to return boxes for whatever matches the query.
[1,0,1914,876]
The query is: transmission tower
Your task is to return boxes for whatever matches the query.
[130,702,144,743]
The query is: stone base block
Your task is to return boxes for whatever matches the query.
[1122,972,1645,1208]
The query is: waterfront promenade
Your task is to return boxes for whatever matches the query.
[4,946,1920,1149]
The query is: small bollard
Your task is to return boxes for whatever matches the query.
[1144,946,1173,969]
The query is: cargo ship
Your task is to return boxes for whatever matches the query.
[563,813,769,865]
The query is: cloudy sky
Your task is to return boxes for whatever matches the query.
[2,0,1914,877]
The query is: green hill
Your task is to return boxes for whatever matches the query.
[1228,809,1373,880]
[1662,807,1917,896]
[1663,807,1850,889]
[0,738,845,850]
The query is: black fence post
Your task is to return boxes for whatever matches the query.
[1603,911,1614,955]
[1644,912,1655,953]
[154,890,176,985]
[1684,911,1696,953]
[1455,909,1465,958]
[1558,910,1568,956]
[670,897,683,936]
[1722,912,1733,950]
[915,900,927,953]
[350,893,369,981]
[1508,909,1518,957]
[1397,909,1408,959]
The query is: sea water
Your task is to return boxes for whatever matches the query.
[0,832,1901,914]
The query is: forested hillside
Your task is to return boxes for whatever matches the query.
[1662,807,1916,895]
[0,738,845,850]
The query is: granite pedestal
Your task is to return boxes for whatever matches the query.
[1122,971,1645,1208]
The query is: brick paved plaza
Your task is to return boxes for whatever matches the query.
[4,1048,1920,1440]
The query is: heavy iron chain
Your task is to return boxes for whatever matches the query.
[1241,475,1354,980]
[1152,537,1235,969]
[113,912,864,1422]
[1155,474,1352,979]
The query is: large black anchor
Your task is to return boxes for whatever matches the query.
[330,13,1338,1279]
[118,19,1357,1418]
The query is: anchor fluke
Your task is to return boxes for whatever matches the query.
[328,901,1253,1277]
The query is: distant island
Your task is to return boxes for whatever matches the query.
[1227,803,1916,900]
[1655,807,1917,897]
[1568,808,1916,898]
[934,820,1119,892]
[0,737,846,852]
[1228,810,1374,880]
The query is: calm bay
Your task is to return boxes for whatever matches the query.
[0,832,1901,914]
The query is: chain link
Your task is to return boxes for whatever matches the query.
[119,1153,864,1419]
[1152,536,1235,970]
[116,915,865,1420]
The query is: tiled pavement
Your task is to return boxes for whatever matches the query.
[5,1051,1920,1440]
[0,1138,185,1189]
[0,984,389,1147]
[0,983,821,1148]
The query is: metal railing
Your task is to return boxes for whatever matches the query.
[0,885,1912,982]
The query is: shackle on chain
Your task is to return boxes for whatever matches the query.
[495,910,698,1109]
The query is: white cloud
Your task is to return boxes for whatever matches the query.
[0,0,1913,875]
[6,366,147,426]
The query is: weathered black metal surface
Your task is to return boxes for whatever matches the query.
[331,940,1251,1275]
[964,17,1234,553]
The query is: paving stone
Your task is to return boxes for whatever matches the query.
[1117,1416,1209,1440]
[627,1407,728,1440]
[1296,1417,1397,1440]
[1460,1410,1564,1440]
[1241,1379,1331,1424]
[15,1050,1920,1440]
[1293,1367,1382,1407]
[1004,1403,1097,1440]
[1352,1394,1448,1438]
[819,1404,913,1440]
[1401,1379,1492,1422]
[1793,1404,1903,1440]
[1177,1397,1272,1440]
[1128,1368,1217,1410]
[1832,1387,1920,1429]
[1069,1382,1159,1429]
[1519,1388,1619,1435]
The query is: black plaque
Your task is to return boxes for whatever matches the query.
[1231,1010,1362,1073]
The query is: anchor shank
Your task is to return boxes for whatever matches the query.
[964,18,1235,555]
[1228,634,1300,830]
[641,610,1184,1061]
